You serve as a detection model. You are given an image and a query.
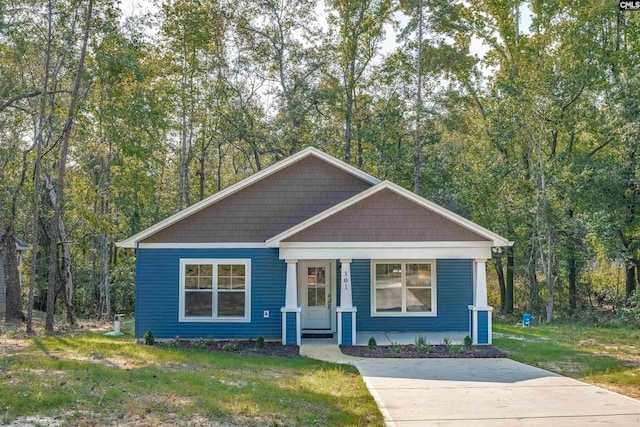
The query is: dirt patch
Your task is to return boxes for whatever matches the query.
[0,337,31,355]
[157,339,300,358]
[493,332,548,342]
[340,344,506,358]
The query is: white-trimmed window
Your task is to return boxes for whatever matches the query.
[179,259,251,322]
[371,261,436,316]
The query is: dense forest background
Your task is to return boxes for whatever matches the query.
[1,0,639,333]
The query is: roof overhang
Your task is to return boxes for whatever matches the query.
[277,241,494,260]
[266,181,513,248]
[116,147,380,248]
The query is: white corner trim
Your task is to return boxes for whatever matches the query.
[265,180,512,247]
[139,243,266,249]
[116,147,380,248]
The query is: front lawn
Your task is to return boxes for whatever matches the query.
[0,332,383,426]
[493,322,640,399]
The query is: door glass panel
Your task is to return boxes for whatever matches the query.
[307,266,327,307]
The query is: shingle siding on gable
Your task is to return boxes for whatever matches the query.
[283,189,489,242]
[142,156,372,243]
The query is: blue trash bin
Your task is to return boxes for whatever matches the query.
[523,313,531,327]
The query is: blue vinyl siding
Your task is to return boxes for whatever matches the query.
[285,312,297,344]
[342,312,353,344]
[477,311,489,344]
[354,259,473,331]
[135,248,285,339]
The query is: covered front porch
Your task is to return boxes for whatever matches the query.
[278,255,493,347]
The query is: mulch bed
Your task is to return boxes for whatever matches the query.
[340,344,506,358]
[158,339,300,358]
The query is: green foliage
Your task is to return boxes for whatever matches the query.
[414,335,431,352]
[368,337,377,349]
[441,337,452,351]
[390,342,402,353]
[143,330,154,346]
[255,336,265,349]
[165,336,181,348]
[450,345,464,354]
[190,337,213,350]
[416,343,432,353]
[221,341,239,352]
[464,335,472,349]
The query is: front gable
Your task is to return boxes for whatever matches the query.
[280,187,489,243]
[139,155,374,244]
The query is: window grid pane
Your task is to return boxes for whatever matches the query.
[184,261,248,319]
[375,262,433,314]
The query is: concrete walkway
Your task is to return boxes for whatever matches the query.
[300,341,640,426]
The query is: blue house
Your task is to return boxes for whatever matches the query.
[117,148,511,345]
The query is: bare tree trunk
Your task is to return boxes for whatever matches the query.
[1,232,22,323]
[528,247,538,317]
[100,234,111,319]
[42,173,76,326]
[626,264,636,300]
[27,0,54,334]
[45,0,93,334]
[505,247,514,314]
[494,257,506,312]
[413,0,423,193]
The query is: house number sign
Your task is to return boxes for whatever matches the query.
[342,269,350,290]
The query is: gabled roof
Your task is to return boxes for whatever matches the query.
[0,233,32,251]
[117,147,380,248]
[266,181,513,247]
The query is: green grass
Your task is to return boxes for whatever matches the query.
[0,333,383,426]
[493,322,640,399]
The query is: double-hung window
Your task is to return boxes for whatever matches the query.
[372,261,436,316]
[180,259,251,322]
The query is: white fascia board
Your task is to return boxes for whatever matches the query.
[116,147,380,248]
[279,246,493,260]
[279,241,492,249]
[266,181,512,247]
[138,243,267,249]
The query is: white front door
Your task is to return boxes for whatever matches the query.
[300,261,331,330]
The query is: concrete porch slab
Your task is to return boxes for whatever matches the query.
[356,331,468,346]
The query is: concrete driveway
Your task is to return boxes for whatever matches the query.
[355,358,640,426]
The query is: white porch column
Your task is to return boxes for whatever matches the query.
[339,259,352,309]
[285,259,298,308]
[469,258,492,345]
[474,259,488,307]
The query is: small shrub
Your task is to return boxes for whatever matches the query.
[221,340,239,352]
[464,335,473,349]
[442,337,452,352]
[191,337,212,350]
[143,331,154,346]
[415,335,427,347]
[416,343,433,353]
[165,336,181,348]
[368,337,377,349]
[450,344,464,354]
[390,342,402,353]
[256,336,266,349]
